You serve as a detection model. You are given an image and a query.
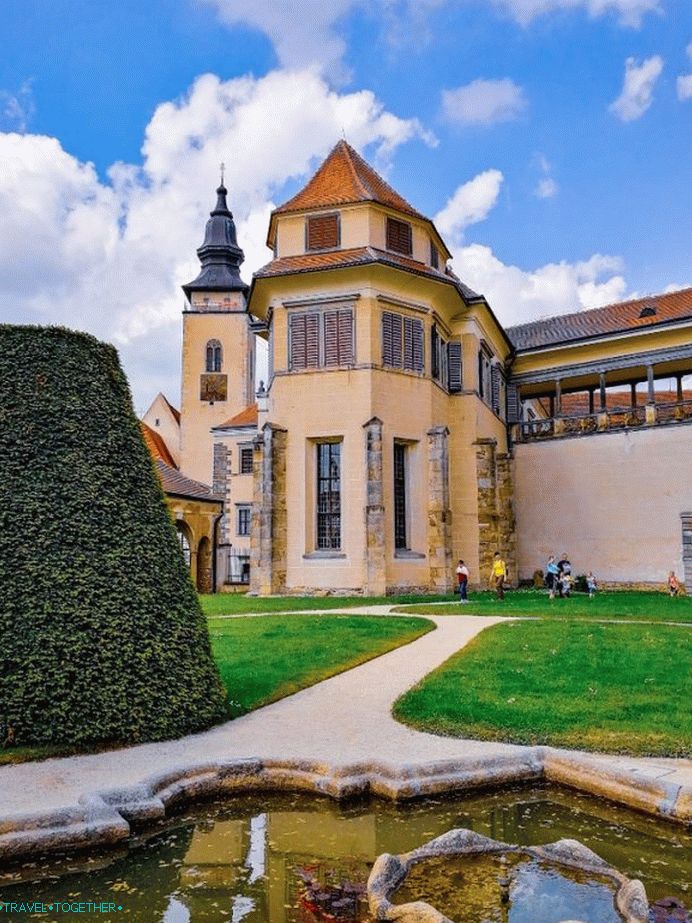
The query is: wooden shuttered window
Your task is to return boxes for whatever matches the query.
[382,311,402,367]
[431,325,440,380]
[491,364,501,414]
[289,312,320,370]
[382,311,423,373]
[447,341,462,392]
[386,217,412,255]
[324,309,354,367]
[506,382,521,423]
[430,241,439,269]
[306,213,339,251]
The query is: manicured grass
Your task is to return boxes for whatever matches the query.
[394,620,691,757]
[392,589,692,623]
[201,592,455,617]
[208,613,433,717]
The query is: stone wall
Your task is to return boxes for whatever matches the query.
[427,426,453,592]
[363,417,386,596]
[474,438,517,587]
[249,424,287,595]
[682,512,692,592]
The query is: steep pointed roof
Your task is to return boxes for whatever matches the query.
[182,181,248,298]
[273,140,426,221]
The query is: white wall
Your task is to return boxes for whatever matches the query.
[514,424,692,583]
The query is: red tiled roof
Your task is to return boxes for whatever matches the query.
[215,403,258,429]
[254,246,481,302]
[554,389,692,415]
[155,460,222,504]
[141,422,177,469]
[273,140,426,220]
[508,287,692,350]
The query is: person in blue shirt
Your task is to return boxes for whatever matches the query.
[545,555,559,600]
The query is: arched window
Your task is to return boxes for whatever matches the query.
[176,522,191,568]
[205,339,222,373]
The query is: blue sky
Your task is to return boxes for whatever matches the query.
[1,0,690,408]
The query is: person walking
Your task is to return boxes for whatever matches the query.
[491,551,507,601]
[456,559,469,603]
[586,571,598,599]
[545,555,559,600]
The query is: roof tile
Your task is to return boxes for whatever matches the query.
[141,422,177,468]
[508,287,692,350]
[273,140,426,220]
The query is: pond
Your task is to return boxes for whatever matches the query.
[0,784,689,922]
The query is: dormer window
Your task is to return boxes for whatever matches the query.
[639,304,657,318]
[306,213,340,251]
[386,217,412,256]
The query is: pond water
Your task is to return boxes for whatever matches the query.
[0,784,689,923]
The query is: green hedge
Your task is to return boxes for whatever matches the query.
[0,326,228,747]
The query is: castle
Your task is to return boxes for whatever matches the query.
[142,141,692,595]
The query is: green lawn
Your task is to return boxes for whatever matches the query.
[201,592,455,616]
[394,620,691,757]
[208,614,433,717]
[1,614,431,765]
[392,589,692,623]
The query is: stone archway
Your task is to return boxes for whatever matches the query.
[197,536,212,593]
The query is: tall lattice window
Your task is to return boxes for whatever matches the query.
[205,339,222,372]
[393,443,408,550]
[316,442,341,550]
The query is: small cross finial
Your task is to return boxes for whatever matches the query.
[341,127,346,140]
[220,161,225,186]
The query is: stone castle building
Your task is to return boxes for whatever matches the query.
[143,141,692,594]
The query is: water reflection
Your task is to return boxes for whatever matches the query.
[0,785,689,922]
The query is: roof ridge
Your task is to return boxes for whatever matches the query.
[339,141,371,200]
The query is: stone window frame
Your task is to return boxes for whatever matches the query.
[205,339,223,373]
[239,445,254,475]
[236,503,251,537]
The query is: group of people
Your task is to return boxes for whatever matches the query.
[544,553,597,600]
[455,551,508,602]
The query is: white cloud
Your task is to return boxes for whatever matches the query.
[677,41,692,101]
[435,170,504,240]
[0,80,35,132]
[442,79,527,126]
[0,69,434,410]
[201,1,660,76]
[609,55,664,122]
[535,176,559,198]
[451,244,628,325]
[492,0,661,27]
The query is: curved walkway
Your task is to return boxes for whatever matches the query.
[0,610,690,859]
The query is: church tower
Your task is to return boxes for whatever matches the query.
[179,180,254,485]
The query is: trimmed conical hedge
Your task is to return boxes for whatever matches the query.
[0,326,228,747]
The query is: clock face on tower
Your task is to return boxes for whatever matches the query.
[200,374,228,402]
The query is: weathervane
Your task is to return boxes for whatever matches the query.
[220,161,225,186]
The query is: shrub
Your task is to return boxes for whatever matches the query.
[0,326,228,747]
[573,574,588,593]
[533,569,545,589]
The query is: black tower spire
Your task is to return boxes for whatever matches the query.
[182,180,248,300]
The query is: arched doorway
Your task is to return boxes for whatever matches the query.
[197,536,212,593]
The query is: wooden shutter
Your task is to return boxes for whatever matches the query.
[386,218,412,255]
[506,382,521,423]
[324,309,353,366]
[382,311,402,367]
[305,313,319,368]
[447,341,462,392]
[290,313,320,370]
[289,314,307,370]
[430,241,439,269]
[307,214,339,251]
[491,365,501,413]
[404,317,423,372]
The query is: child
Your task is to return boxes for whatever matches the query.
[456,559,469,603]
[586,572,597,599]
[545,555,559,600]
[668,571,680,597]
[560,570,572,598]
